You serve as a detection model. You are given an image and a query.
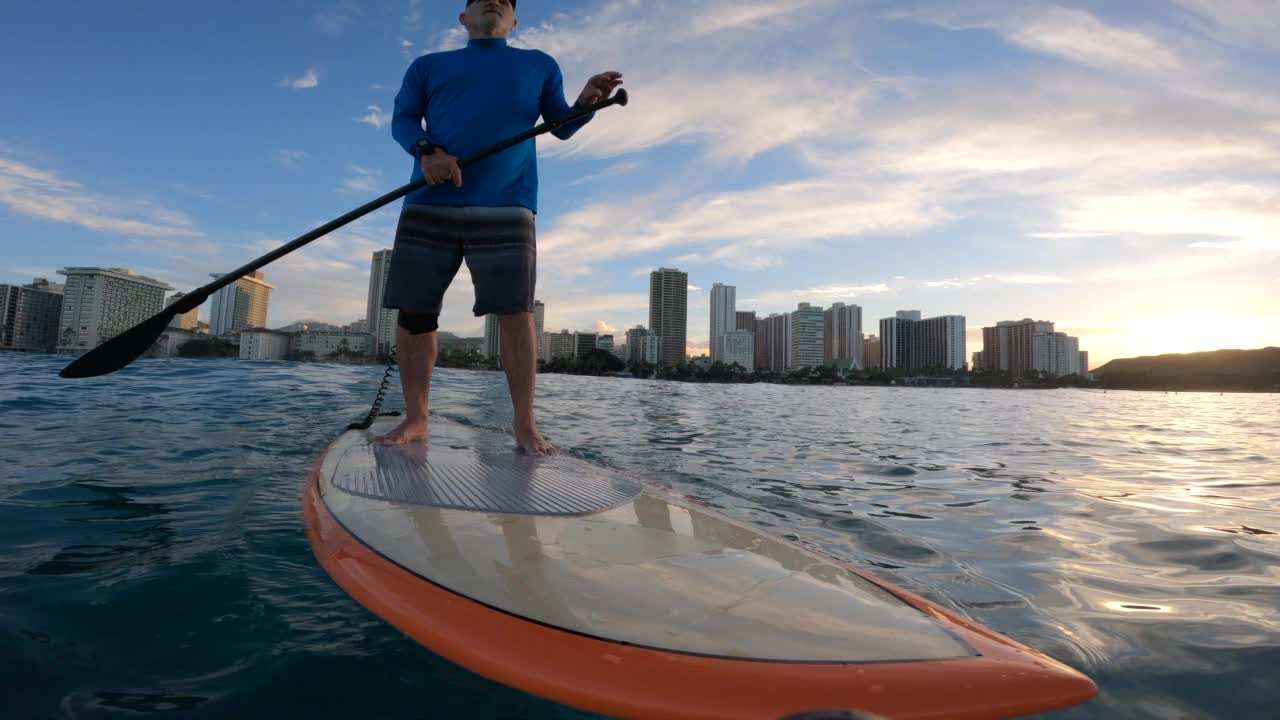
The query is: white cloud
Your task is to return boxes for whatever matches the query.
[1057,183,1280,252]
[0,156,204,240]
[742,282,893,311]
[924,273,1068,288]
[805,284,893,297]
[992,273,1069,285]
[339,167,385,195]
[280,69,320,89]
[895,5,1187,75]
[173,183,217,201]
[1003,7,1185,74]
[593,320,617,334]
[569,159,642,187]
[508,1,870,164]
[274,149,308,166]
[539,176,947,277]
[1169,0,1280,47]
[314,2,362,34]
[539,293,650,335]
[436,27,468,52]
[405,0,426,33]
[357,105,392,129]
[687,284,703,292]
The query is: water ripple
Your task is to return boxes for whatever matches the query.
[1,352,1278,719]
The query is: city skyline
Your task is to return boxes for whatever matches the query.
[3,1,1278,365]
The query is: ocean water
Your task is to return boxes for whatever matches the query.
[2,350,1278,720]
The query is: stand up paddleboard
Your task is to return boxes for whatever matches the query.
[304,416,1096,720]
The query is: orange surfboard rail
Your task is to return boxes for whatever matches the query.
[304,442,1097,720]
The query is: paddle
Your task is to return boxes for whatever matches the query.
[60,89,629,379]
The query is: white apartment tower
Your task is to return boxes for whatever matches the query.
[482,313,501,359]
[879,310,920,369]
[709,283,735,363]
[823,302,863,369]
[533,300,545,362]
[914,315,967,370]
[56,267,172,352]
[789,303,825,370]
[718,329,755,369]
[625,325,662,366]
[366,249,399,356]
[1032,332,1082,377]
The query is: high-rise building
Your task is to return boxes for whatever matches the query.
[863,334,881,369]
[533,300,545,361]
[735,310,756,332]
[572,331,598,359]
[718,329,754,369]
[881,311,965,370]
[625,325,661,366]
[879,314,914,369]
[482,314,501,359]
[649,268,687,367]
[789,303,825,370]
[547,330,576,361]
[597,334,614,355]
[1,279,64,352]
[209,271,272,336]
[823,302,863,369]
[982,319,1054,377]
[346,318,369,333]
[980,324,1010,372]
[366,249,398,356]
[56,267,172,352]
[1030,332,1081,377]
[756,314,790,372]
[709,283,735,363]
[1079,350,1090,375]
[913,315,967,370]
[754,318,768,371]
[165,292,200,330]
[972,351,985,370]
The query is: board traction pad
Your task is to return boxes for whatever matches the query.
[331,419,643,515]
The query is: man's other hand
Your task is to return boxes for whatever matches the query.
[577,71,623,107]
[423,152,462,187]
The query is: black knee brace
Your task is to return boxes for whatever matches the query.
[397,312,439,335]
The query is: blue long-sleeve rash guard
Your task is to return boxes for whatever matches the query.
[391,37,592,213]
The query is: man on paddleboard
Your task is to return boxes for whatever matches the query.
[377,0,622,454]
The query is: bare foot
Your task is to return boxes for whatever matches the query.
[375,418,429,446]
[514,423,559,456]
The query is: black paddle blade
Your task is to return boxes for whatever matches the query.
[59,308,178,378]
[613,88,628,106]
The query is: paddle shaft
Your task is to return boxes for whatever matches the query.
[170,91,626,315]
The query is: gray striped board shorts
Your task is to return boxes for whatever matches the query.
[383,204,536,317]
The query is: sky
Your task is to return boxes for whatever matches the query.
[2,0,1278,366]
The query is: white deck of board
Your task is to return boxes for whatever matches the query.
[319,416,972,663]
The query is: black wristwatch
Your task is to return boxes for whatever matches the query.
[413,138,442,158]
